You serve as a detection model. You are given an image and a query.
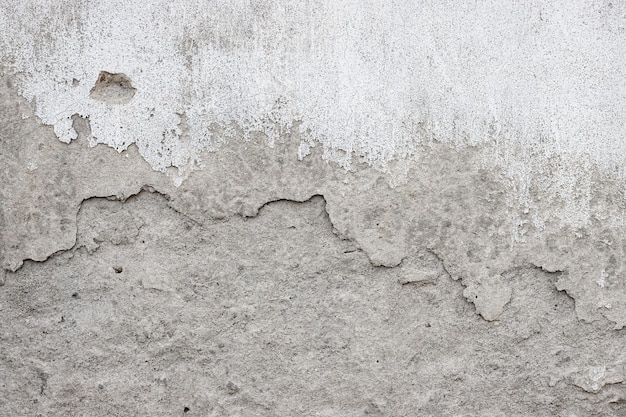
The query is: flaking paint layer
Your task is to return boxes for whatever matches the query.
[1,1,625,188]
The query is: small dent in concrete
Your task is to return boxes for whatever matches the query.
[463,280,512,321]
[89,71,136,105]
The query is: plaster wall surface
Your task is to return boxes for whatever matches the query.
[2,1,626,415]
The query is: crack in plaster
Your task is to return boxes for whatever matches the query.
[3,189,499,322]
[3,68,626,330]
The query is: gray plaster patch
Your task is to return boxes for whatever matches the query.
[1,192,625,416]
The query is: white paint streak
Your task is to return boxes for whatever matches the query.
[1,1,625,190]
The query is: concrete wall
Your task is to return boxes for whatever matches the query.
[2,1,626,415]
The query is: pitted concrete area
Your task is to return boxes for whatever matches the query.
[3,192,626,416]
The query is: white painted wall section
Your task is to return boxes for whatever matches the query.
[1,1,624,182]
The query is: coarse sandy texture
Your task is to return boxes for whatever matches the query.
[3,69,626,415]
[1,191,625,417]
[3,1,626,415]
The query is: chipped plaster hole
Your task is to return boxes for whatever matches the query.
[89,71,136,105]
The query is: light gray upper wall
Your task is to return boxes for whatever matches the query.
[1,1,625,192]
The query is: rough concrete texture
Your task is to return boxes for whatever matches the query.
[3,1,626,416]
[4,192,626,417]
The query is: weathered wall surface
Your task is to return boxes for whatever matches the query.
[2,1,626,416]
